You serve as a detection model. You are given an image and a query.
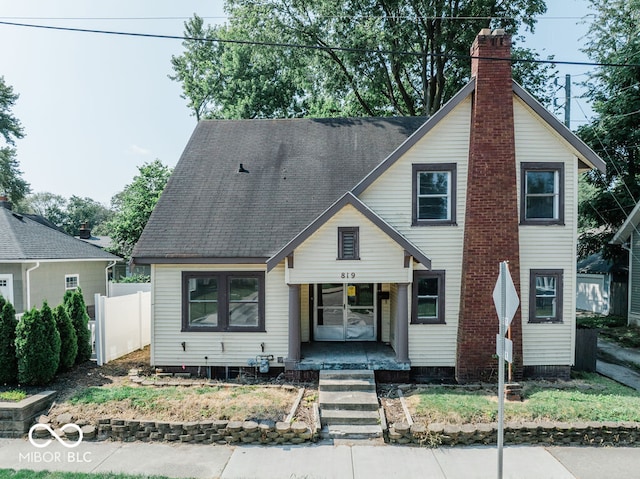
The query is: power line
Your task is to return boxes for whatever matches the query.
[1,20,640,68]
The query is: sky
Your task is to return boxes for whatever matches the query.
[0,0,595,206]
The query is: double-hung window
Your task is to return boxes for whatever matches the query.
[411,270,445,324]
[412,163,456,225]
[529,269,563,323]
[521,163,564,225]
[182,271,265,332]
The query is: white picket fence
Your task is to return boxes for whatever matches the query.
[94,291,151,366]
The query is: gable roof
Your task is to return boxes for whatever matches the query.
[0,207,120,262]
[132,116,426,263]
[611,201,640,244]
[267,192,431,271]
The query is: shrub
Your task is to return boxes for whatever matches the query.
[0,297,18,384]
[54,303,77,372]
[15,302,61,385]
[64,288,92,364]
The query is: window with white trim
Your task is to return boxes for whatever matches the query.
[65,274,79,290]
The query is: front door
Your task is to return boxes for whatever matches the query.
[314,283,376,341]
[0,274,14,305]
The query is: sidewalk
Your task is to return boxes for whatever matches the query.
[2,437,640,479]
[596,337,640,390]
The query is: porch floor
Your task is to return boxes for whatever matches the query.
[297,342,410,371]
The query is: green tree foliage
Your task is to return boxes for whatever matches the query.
[577,0,640,259]
[53,303,77,372]
[170,1,555,120]
[64,289,92,364]
[19,193,113,236]
[15,302,61,386]
[106,160,172,260]
[0,296,18,384]
[0,76,29,203]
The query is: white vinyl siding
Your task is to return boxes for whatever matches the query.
[629,231,640,326]
[514,97,577,366]
[151,263,288,367]
[358,98,471,367]
[288,205,412,285]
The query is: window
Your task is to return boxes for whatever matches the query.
[182,271,265,332]
[65,274,79,290]
[412,163,456,226]
[529,269,563,323]
[521,163,564,225]
[411,270,445,324]
[338,227,359,260]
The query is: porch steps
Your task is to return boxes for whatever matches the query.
[318,370,383,440]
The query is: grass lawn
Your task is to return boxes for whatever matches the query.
[405,373,640,424]
[0,472,174,479]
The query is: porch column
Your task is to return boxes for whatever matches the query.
[395,282,409,363]
[287,283,301,363]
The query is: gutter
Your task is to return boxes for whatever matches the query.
[25,261,40,310]
[105,260,118,296]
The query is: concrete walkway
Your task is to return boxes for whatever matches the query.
[596,337,640,390]
[3,437,640,478]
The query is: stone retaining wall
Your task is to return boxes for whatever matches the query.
[388,421,640,447]
[0,391,57,438]
[39,415,316,445]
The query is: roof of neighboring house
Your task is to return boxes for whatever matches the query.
[611,200,640,244]
[76,235,113,250]
[132,116,426,262]
[577,252,628,275]
[0,207,120,262]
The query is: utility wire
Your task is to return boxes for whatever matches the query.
[1,20,640,68]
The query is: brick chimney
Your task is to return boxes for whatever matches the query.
[78,222,92,239]
[0,195,12,210]
[456,29,523,382]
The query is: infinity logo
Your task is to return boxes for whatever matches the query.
[28,423,84,448]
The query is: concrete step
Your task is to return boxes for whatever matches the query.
[324,424,383,439]
[319,370,375,380]
[320,409,380,425]
[319,390,379,411]
[319,377,376,392]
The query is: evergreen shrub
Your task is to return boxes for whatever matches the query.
[0,297,18,384]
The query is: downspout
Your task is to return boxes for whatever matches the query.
[105,261,117,296]
[25,262,40,310]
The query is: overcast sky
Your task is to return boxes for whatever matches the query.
[0,0,594,206]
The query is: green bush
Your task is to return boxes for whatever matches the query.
[15,302,61,386]
[115,274,150,283]
[64,288,92,364]
[54,303,77,372]
[0,296,18,384]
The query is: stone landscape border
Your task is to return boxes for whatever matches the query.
[0,391,57,438]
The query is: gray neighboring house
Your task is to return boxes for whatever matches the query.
[0,198,120,316]
[611,202,640,326]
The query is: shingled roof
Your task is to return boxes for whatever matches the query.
[133,116,426,263]
[0,207,120,262]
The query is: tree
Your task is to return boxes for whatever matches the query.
[0,297,18,384]
[15,302,61,386]
[0,76,29,203]
[105,160,172,260]
[170,1,555,120]
[63,288,92,364]
[53,303,77,372]
[577,0,640,259]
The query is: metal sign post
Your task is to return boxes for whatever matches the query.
[492,261,519,479]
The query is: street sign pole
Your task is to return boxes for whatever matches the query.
[497,262,506,479]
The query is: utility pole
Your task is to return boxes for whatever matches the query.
[564,74,571,128]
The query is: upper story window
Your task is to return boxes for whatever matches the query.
[412,163,457,226]
[521,162,564,225]
[65,274,79,290]
[338,227,359,260]
[529,269,563,323]
[182,271,265,332]
[411,270,445,324]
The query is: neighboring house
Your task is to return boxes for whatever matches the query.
[132,29,605,382]
[0,197,120,317]
[611,202,640,326]
[576,253,628,316]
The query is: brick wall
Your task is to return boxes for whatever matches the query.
[456,30,523,382]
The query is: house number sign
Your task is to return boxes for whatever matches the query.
[340,272,356,279]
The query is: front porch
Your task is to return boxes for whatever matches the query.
[296,341,410,371]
